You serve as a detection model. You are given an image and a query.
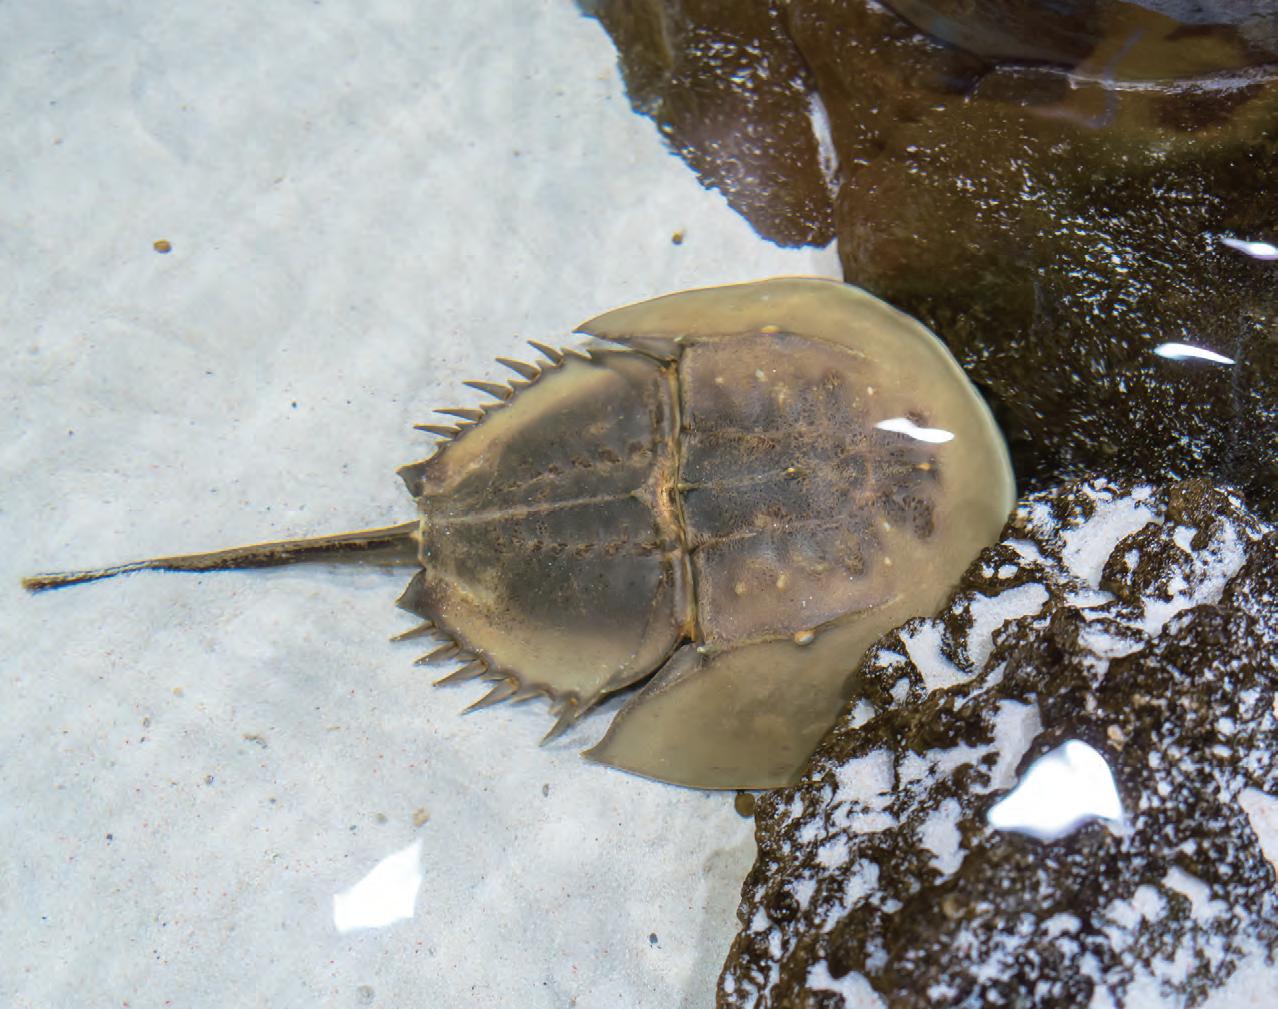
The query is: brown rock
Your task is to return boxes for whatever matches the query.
[578,0,835,246]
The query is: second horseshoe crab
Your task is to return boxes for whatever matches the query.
[24,278,1014,788]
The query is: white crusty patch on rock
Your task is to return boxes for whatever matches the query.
[1057,483,1158,586]
[1162,867,1227,924]
[899,621,967,692]
[833,749,894,810]
[806,962,887,1008]
[1140,519,1247,635]
[987,699,1043,792]
[963,582,1050,671]
[1238,788,1278,878]
[917,797,963,874]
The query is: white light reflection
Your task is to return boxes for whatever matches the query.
[874,417,955,444]
[1219,236,1278,261]
[987,740,1123,841]
[332,839,424,933]
[1153,343,1236,366]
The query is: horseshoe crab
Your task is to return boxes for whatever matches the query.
[24,278,1013,788]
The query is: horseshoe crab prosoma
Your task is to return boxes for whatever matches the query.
[24,278,1013,788]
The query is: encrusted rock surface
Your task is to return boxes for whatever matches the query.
[583,0,1278,519]
[719,479,1278,1008]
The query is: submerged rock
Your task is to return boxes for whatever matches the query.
[577,0,835,247]
[583,1,1278,519]
[718,479,1278,1008]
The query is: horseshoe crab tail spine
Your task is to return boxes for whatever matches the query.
[22,521,421,593]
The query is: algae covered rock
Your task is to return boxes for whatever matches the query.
[719,479,1278,1008]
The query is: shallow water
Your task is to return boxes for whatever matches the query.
[5,2,1275,1008]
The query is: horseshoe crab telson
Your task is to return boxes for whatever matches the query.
[24,278,1014,788]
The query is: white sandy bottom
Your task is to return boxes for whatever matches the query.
[0,2,840,1007]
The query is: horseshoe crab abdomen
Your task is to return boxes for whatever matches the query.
[397,349,694,723]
